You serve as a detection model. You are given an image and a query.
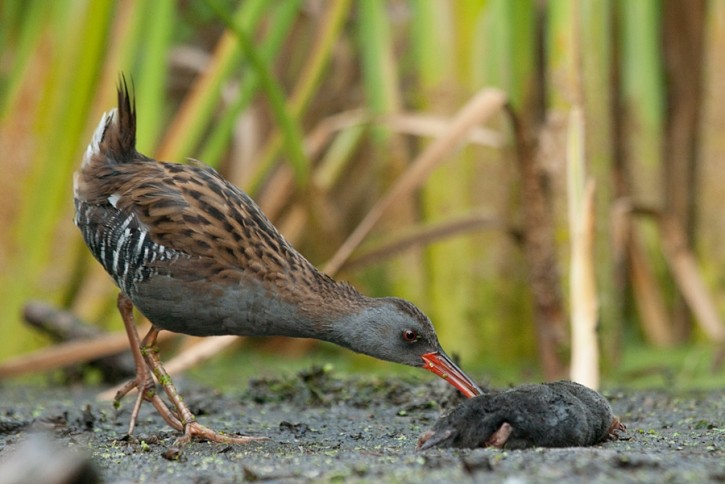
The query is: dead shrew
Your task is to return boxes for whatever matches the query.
[418,380,626,450]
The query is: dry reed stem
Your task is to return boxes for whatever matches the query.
[156,28,237,161]
[261,109,503,221]
[0,326,173,380]
[380,113,502,148]
[569,179,599,389]
[323,88,508,275]
[626,204,724,345]
[659,216,725,342]
[342,213,509,272]
[305,110,501,159]
[628,230,676,346]
[567,102,599,389]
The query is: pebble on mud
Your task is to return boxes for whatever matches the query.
[418,380,626,450]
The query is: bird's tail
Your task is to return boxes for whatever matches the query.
[80,75,137,169]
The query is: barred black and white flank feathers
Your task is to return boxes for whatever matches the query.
[73,78,183,297]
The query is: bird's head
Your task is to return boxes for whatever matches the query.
[328,297,482,398]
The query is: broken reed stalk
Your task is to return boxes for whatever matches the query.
[0,335,127,379]
[658,216,725,343]
[627,205,725,346]
[22,301,135,380]
[627,228,676,347]
[567,106,599,390]
[0,321,173,380]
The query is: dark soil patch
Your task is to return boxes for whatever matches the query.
[0,367,723,483]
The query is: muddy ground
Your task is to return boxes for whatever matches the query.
[0,366,723,483]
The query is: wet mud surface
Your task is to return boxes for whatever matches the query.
[0,367,723,483]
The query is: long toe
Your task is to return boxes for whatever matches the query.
[174,421,269,446]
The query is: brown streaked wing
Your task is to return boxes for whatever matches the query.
[97,161,299,273]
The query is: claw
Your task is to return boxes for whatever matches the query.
[174,421,269,447]
[607,417,627,440]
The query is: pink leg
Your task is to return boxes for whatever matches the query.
[114,294,183,435]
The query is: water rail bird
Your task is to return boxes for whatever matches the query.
[73,78,482,445]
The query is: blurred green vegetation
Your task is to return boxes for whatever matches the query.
[1,0,724,387]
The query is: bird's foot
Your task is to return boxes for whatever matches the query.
[607,417,627,440]
[112,350,186,436]
[142,328,265,446]
[115,293,265,445]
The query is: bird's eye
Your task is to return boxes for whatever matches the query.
[402,329,418,343]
